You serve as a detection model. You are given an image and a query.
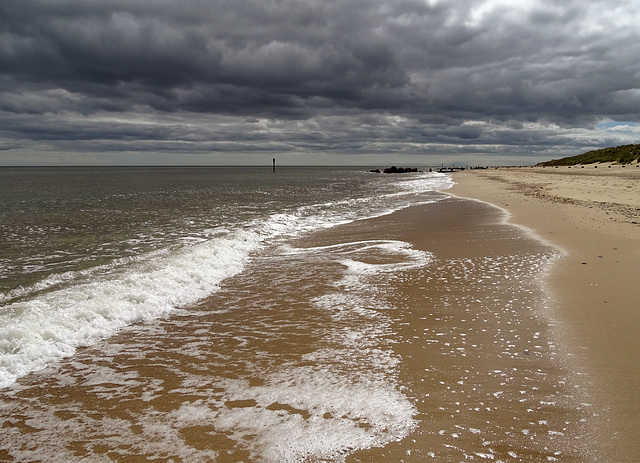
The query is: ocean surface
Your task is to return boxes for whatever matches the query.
[0,166,593,461]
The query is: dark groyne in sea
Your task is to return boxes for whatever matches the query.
[369,166,466,173]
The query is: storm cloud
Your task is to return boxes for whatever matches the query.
[1,0,639,164]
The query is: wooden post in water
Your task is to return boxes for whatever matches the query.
[273,158,276,173]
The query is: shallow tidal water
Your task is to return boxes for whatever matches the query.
[0,168,597,461]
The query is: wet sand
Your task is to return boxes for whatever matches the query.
[448,165,640,462]
[321,197,594,462]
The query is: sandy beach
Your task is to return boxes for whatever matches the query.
[449,165,640,462]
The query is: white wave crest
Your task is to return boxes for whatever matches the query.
[0,232,259,388]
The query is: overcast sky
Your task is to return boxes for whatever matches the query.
[1,0,639,165]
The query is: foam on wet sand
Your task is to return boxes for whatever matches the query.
[448,164,640,462]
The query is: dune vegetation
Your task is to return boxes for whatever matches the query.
[538,144,640,166]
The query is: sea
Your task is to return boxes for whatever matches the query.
[0,166,594,462]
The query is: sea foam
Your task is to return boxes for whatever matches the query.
[0,232,257,388]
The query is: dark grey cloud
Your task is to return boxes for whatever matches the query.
[1,0,639,164]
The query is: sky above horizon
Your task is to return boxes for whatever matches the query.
[1,0,640,166]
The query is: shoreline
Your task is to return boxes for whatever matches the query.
[448,166,640,462]
[4,193,584,462]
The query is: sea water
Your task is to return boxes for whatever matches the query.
[0,167,451,387]
[0,167,593,461]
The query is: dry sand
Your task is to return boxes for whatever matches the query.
[449,164,640,462]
